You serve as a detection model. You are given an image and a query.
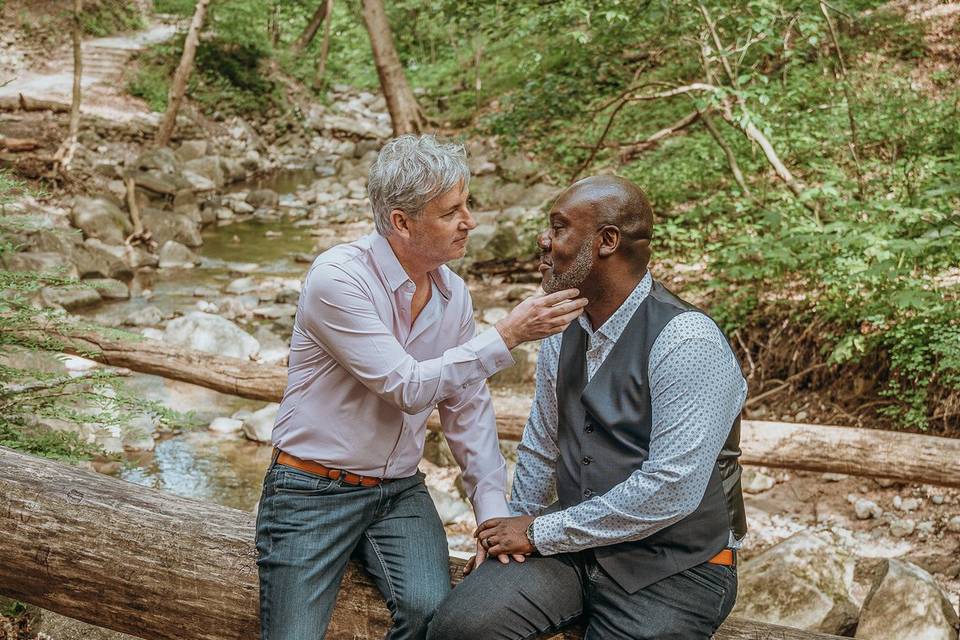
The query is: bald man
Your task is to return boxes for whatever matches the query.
[428,176,748,639]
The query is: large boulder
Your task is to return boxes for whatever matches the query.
[246,189,279,209]
[133,147,179,174]
[157,240,199,269]
[183,156,225,189]
[140,208,203,248]
[3,251,78,278]
[163,311,260,360]
[175,140,209,162]
[733,531,859,636]
[856,559,959,639]
[73,240,133,280]
[41,285,102,310]
[499,151,540,183]
[71,196,132,245]
[85,278,129,300]
[241,403,278,443]
[469,175,528,209]
[131,170,180,196]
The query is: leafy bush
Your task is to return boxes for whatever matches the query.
[80,0,146,37]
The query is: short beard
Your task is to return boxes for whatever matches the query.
[543,234,595,294]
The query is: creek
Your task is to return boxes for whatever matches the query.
[80,170,322,513]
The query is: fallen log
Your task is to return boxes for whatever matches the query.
[42,326,287,402]
[0,447,845,640]
[42,326,960,488]
[0,94,71,112]
[0,136,40,152]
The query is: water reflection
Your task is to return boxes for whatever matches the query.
[123,432,272,512]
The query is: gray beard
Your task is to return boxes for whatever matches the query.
[543,234,594,294]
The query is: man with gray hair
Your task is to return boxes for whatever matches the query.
[255,134,586,640]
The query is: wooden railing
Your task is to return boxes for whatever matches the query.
[0,447,846,640]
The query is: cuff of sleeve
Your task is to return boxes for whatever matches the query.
[531,511,567,556]
[473,491,511,526]
[470,327,515,377]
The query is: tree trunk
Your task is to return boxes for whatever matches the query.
[313,0,335,89]
[155,0,211,147]
[33,325,960,489]
[360,0,423,135]
[0,447,846,640]
[292,0,331,54]
[53,0,82,171]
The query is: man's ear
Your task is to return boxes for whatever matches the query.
[597,225,621,258]
[390,209,411,239]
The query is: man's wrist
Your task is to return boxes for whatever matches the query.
[495,320,517,350]
[525,518,537,552]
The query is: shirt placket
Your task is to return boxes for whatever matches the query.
[381,281,417,478]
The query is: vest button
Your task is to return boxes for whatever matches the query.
[583,488,594,497]
[584,424,594,433]
[582,456,592,465]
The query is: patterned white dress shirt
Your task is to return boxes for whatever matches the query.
[509,271,747,555]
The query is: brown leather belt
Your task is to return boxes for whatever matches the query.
[707,549,736,567]
[275,449,386,487]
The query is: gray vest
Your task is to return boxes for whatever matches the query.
[555,279,747,593]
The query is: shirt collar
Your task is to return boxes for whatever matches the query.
[370,232,452,300]
[578,271,652,342]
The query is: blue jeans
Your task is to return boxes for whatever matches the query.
[255,462,451,640]
[428,550,737,640]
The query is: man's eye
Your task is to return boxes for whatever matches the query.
[467,196,475,207]
[443,211,456,218]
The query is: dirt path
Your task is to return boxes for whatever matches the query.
[0,22,174,121]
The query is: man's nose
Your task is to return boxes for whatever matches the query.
[461,208,477,231]
[537,229,551,251]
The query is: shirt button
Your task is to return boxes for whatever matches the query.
[582,456,592,465]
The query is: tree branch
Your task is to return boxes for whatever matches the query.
[700,108,751,197]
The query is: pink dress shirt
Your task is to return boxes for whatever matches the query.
[272,232,514,522]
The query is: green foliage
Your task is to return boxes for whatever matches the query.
[0,171,184,461]
[119,0,958,430]
[129,34,279,114]
[80,0,146,37]
[127,39,177,111]
[152,0,196,16]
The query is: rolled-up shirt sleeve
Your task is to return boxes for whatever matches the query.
[438,296,510,524]
[297,263,514,415]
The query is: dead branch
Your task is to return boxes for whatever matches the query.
[745,362,829,408]
[699,109,751,196]
[819,1,865,199]
[617,110,701,163]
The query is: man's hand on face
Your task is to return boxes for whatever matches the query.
[495,289,587,350]
[475,515,536,558]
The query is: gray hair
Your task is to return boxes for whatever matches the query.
[368,134,471,236]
